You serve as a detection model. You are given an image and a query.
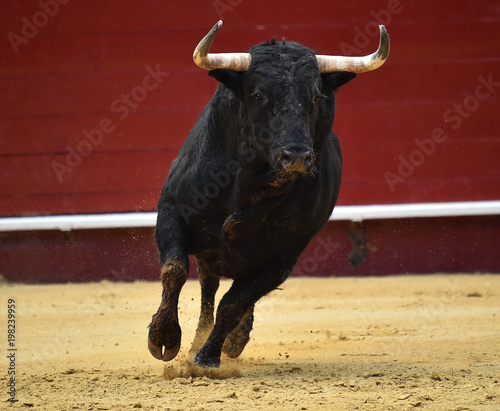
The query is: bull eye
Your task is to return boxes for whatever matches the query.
[252,92,266,103]
[312,94,328,106]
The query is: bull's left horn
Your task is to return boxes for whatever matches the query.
[193,20,251,71]
[316,25,390,73]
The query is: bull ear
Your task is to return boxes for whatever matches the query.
[321,72,356,93]
[209,69,245,96]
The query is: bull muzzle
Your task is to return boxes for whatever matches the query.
[193,20,390,73]
[278,146,314,174]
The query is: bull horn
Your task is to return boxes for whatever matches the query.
[193,20,251,71]
[316,25,390,73]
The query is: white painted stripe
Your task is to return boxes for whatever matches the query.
[0,201,499,232]
[0,212,158,232]
[328,201,500,222]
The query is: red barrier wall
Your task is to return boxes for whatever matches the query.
[2,0,500,216]
[2,215,499,284]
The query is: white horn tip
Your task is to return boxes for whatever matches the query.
[379,25,390,40]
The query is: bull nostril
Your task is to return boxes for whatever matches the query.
[303,152,313,168]
[279,148,313,171]
[280,152,293,168]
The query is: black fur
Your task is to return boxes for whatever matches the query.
[148,39,356,367]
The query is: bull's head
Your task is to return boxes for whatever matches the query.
[193,21,390,178]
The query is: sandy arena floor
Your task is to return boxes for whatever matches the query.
[1,274,499,410]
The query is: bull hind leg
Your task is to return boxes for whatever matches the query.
[222,305,254,358]
[189,262,220,357]
[148,208,190,362]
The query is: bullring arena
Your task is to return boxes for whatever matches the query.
[2,0,500,410]
[2,274,499,410]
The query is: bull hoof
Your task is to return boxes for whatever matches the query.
[194,352,221,368]
[147,311,181,362]
[147,337,180,362]
[222,333,249,359]
[148,337,164,360]
[222,308,253,358]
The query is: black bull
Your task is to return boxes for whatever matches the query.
[148,24,389,367]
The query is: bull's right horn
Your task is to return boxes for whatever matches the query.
[193,20,251,71]
[316,25,390,73]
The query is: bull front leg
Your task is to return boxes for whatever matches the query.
[194,259,293,367]
[190,260,255,360]
[148,207,191,362]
